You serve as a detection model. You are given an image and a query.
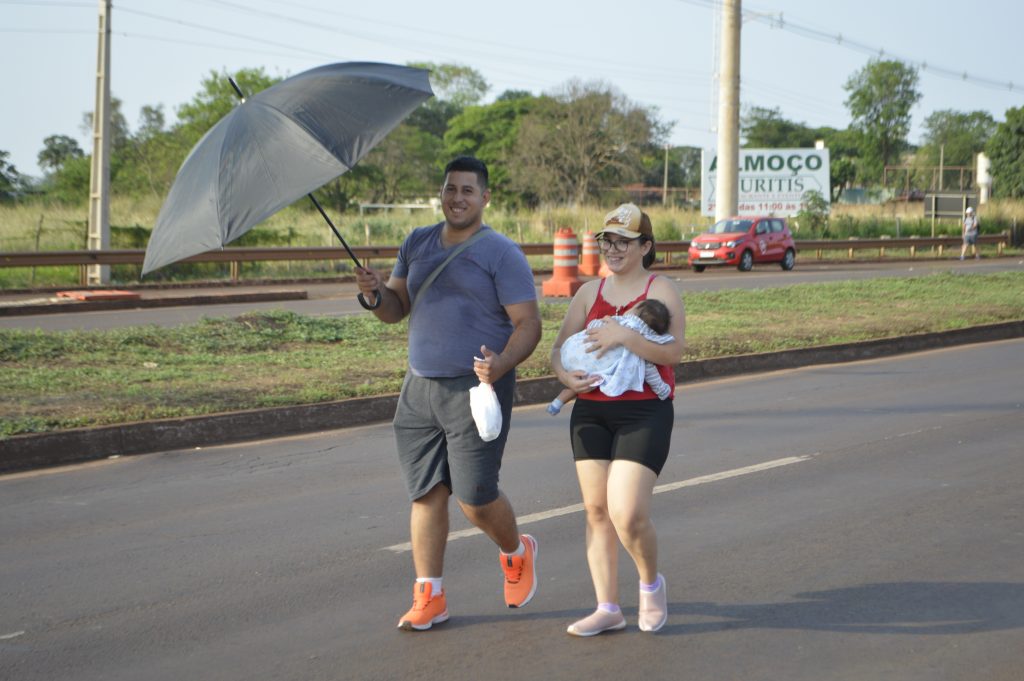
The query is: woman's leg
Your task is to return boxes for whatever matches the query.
[575,459,620,604]
[606,460,659,584]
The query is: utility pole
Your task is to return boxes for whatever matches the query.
[662,144,670,206]
[938,143,945,192]
[715,0,741,221]
[87,0,112,285]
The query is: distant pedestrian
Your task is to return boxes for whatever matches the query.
[354,157,542,631]
[960,206,980,260]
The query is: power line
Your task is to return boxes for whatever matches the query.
[673,0,1018,93]
[0,0,92,6]
[113,6,337,59]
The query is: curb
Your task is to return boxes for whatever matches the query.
[0,290,308,316]
[2,320,1022,474]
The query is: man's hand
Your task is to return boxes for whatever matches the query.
[473,345,510,384]
[354,266,383,302]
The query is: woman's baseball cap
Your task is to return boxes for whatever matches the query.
[597,203,654,239]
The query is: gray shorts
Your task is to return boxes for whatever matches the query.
[393,370,515,506]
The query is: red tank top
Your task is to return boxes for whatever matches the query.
[577,274,675,402]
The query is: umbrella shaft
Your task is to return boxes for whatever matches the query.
[308,194,362,269]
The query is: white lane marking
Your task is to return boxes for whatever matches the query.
[0,631,25,640]
[382,455,813,553]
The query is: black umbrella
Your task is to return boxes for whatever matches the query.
[142,62,434,308]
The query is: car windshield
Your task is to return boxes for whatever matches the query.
[709,219,752,234]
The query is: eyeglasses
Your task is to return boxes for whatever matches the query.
[596,237,638,253]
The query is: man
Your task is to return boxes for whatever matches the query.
[960,206,980,260]
[355,157,542,631]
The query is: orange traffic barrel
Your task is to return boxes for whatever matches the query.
[542,228,582,297]
[579,230,600,276]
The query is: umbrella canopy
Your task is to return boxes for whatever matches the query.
[142,62,433,275]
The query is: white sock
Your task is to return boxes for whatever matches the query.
[640,574,662,593]
[598,602,621,614]
[502,541,525,557]
[416,577,443,593]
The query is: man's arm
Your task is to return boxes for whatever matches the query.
[473,299,542,384]
[354,266,411,323]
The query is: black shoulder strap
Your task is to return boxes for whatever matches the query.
[411,228,490,313]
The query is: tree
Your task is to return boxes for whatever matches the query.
[985,106,1024,198]
[38,135,84,174]
[80,96,131,153]
[741,106,817,147]
[117,104,190,199]
[918,109,996,167]
[175,67,280,146]
[843,59,921,181]
[0,150,23,201]
[408,62,488,108]
[444,92,537,203]
[405,62,489,138]
[815,126,862,200]
[496,89,533,102]
[674,147,703,189]
[638,146,699,201]
[509,81,665,205]
[795,189,830,237]
[46,155,92,203]
[334,124,443,203]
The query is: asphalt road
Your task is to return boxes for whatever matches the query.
[2,258,1020,331]
[2,339,1022,681]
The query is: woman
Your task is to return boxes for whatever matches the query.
[551,202,686,636]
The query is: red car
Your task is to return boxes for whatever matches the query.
[688,217,797,272]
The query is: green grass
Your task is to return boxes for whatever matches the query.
[2,271,1023,438]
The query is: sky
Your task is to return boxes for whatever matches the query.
[3,0,1023,180]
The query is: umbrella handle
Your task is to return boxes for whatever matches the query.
[358,290,382,310]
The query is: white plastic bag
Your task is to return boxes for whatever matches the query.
[469,382,502,442]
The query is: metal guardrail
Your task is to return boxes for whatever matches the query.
[0,234,1010,284]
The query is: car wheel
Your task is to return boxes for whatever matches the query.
[780,248,795,271]
[737,250,754,272]
[692,264,706,273]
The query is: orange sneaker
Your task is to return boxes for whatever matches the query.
[501,534,538,608]
[397,582,449,631]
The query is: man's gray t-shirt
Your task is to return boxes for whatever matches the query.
[392,223,537,378]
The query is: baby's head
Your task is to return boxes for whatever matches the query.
[629,299,671,335]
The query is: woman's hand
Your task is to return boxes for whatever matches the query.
[558,369,601,394]
[584,317,631,358]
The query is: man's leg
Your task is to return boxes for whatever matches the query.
[458,492,537,608]
[411,483,450,577]
[458,491,519,553]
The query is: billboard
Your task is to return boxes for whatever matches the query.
[701,148,830,217]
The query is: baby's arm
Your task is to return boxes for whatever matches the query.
[644,360,672,400]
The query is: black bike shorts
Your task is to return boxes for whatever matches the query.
[569,398,674,475]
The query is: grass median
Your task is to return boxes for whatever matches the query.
[3,271,1023,439]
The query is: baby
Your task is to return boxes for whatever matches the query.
[548,298,674,415]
